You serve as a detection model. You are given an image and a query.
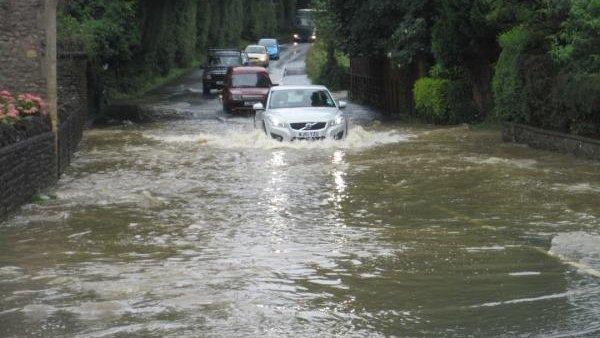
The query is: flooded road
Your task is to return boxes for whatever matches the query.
[1,44,600,337]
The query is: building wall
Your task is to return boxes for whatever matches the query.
[0,0,52,97]
[0,0,88,219]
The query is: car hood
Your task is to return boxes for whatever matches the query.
[267,107,340,123]
[247,53,266,58]
[230,88,269,96]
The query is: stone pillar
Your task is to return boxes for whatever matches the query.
[0,0,58,148]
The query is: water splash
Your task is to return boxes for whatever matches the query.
[144,125,412,150]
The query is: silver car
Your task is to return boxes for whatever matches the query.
[253,85,348,141]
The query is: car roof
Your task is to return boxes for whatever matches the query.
[259,38,277,43]
[270,85,329,92]
[231,66,268,74]
[246,45,266,49]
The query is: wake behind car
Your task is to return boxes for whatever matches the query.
[253,85,348,141]
[222,66,275,114]
[202,49,246,94]
[258,38,280,60]
[245,45,269,68]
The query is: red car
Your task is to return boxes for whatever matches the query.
[222,67,275,113]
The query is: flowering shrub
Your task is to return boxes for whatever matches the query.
[0,90,47,124]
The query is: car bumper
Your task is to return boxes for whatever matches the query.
[204,78,226,88]
[248,59,269,67]
[268,124,347,142]
[228,99,264,113]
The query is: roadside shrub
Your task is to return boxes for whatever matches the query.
[413,77,476,124]
[306,40,349,91]
[414,77,449,123]
[492,26,530,123]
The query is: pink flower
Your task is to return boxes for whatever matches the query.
[7,104,19,119]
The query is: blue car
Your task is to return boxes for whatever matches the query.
[258,38,280,60]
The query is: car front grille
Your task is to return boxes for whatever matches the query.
[242,95,263,101]
[290,122,327,131]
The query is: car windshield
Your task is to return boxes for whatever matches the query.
[208,55,240,67]
[259,39,277,47]
[232,73,271,88]
[269,89,336,109]
[246,46,266,54]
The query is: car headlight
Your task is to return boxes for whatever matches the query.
[311,35,317,40]
[293,34,299,39]
[332,115,345,125]
[268,116,286,128]
[232,94,243,101]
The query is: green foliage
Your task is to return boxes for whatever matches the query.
[414,76,476,124]
[492,26,530,122]
[306,40,349,91]
[58,0,296,108]
[414,77,449,123]
[58,0,140,64]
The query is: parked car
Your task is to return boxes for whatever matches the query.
[202,49,246,94]
[222,66,275,114]
[258,38,280,60]
[253,85,348,141]
[245,45,269,68]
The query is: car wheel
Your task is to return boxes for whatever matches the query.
[223,103,230,114]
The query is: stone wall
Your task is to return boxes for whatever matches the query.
[0,132,57,217]
[0,1,88,220]
[503,123,600,161]
[0,0,50,96]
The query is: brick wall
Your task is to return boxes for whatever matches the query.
[0,1,88,220]
[0,132,57,217]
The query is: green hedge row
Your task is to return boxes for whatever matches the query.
[58,0,297,109]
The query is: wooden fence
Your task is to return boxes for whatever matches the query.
[349,57,419,116]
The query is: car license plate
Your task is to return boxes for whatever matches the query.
[216,81,224,85]
[298,131,321,139]
[245,101,258,107]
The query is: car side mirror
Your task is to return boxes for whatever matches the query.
[338,100,347,109]
[253,102,264,111]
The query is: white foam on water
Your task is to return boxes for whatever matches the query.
[465,245,506,252]
[509,271,542,277]
[547,232,600,278]
[551,183,600,194]
[144,125,412,151]
[471,291,571,308]
[462,156,537,169]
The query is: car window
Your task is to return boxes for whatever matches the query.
[246,46,266,54]
[269,89,336,109]
[232,73,271,88]
[259,39,277,47]
[208,56,241,67]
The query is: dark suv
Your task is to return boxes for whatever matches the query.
[202,49,246,94]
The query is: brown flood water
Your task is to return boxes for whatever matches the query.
[1,44,599,337]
